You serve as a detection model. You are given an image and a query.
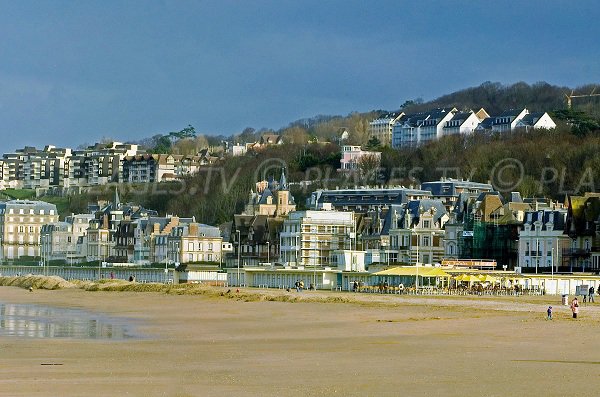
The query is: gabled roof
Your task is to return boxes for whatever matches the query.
[258,187,274,204]
[476,117,495,130]
[518,112,549,126]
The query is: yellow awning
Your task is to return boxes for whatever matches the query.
[453,274,481,283]
[478,274,498,283]
[373,266,450,277]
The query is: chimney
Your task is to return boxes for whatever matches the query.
[189,223,199,236]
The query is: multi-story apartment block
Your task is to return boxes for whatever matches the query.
[339,145,381,171]
[280,210,357,267]
[121,151,216,183]
[514,112,557,130]
[83,142,139,186]
[0,200,59,260]
[40,213,94,263]
[518,209,569,272]
[491,109,530,132]
[168,223,223,264]
[0,160,10,190]
[392,108,457,148]
[114,215,190,264]
[86,191,157,262]
[363,200,448,266]
[0,142,143,192]
[368,112,404,146]
[21,146,72,190]
[441,110,485,137]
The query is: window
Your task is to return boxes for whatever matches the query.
[423,220,430,228]
[423,236,430,246]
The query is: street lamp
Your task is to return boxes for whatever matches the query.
[98,233,103,280]
[266,241,270,265]
[236,229,241,287]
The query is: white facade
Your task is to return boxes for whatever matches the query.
[442,111,482,136]
[515,112,557,130]
[331,250,366,272]
[392,108,457,148]
[230,144,248,156]
[280,210,356,267]
[491,109,529,132]
[0,200,59,260]
[518,210,570,271]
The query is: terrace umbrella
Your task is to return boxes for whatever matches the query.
[453,274,481,286]
[478,274,498,283]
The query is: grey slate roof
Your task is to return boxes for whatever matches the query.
[523,210,567,231]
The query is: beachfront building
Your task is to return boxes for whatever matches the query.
[167,223,223,264]
[130,215,192,265]
[339,145,381,172]
[563,193,600,271]
[0,200,59,260]
[386,200,448,266]
[280,210,357,267]
[518,209,569,273]
[86,190,158,263]
[40,213,95,264]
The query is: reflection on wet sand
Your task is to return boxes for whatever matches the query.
[0,303,138,339]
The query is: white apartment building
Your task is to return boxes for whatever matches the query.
[518,210,570,272]
[0,200,59,260]
[491,109,530,132]
[441,111,483,136]
[515,112,557,130]
[392,108,457,148]
[386,201,448,265]
[280,210,356,267]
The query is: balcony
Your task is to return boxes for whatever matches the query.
[562,248,591,258]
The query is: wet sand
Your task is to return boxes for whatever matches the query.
[1,286,599,397]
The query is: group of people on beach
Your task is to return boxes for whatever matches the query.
[546,286,596,320]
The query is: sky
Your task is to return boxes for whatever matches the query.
[0,0,598,153]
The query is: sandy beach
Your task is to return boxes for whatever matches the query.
[1,285,600,397]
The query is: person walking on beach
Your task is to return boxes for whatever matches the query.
[589,286,595,303]
[571,297,579,319]
[546,306,553,320]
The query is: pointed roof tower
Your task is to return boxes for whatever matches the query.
[279,167,288,190]
[114,186,121,209]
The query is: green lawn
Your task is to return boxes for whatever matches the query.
[1,189,36,200]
